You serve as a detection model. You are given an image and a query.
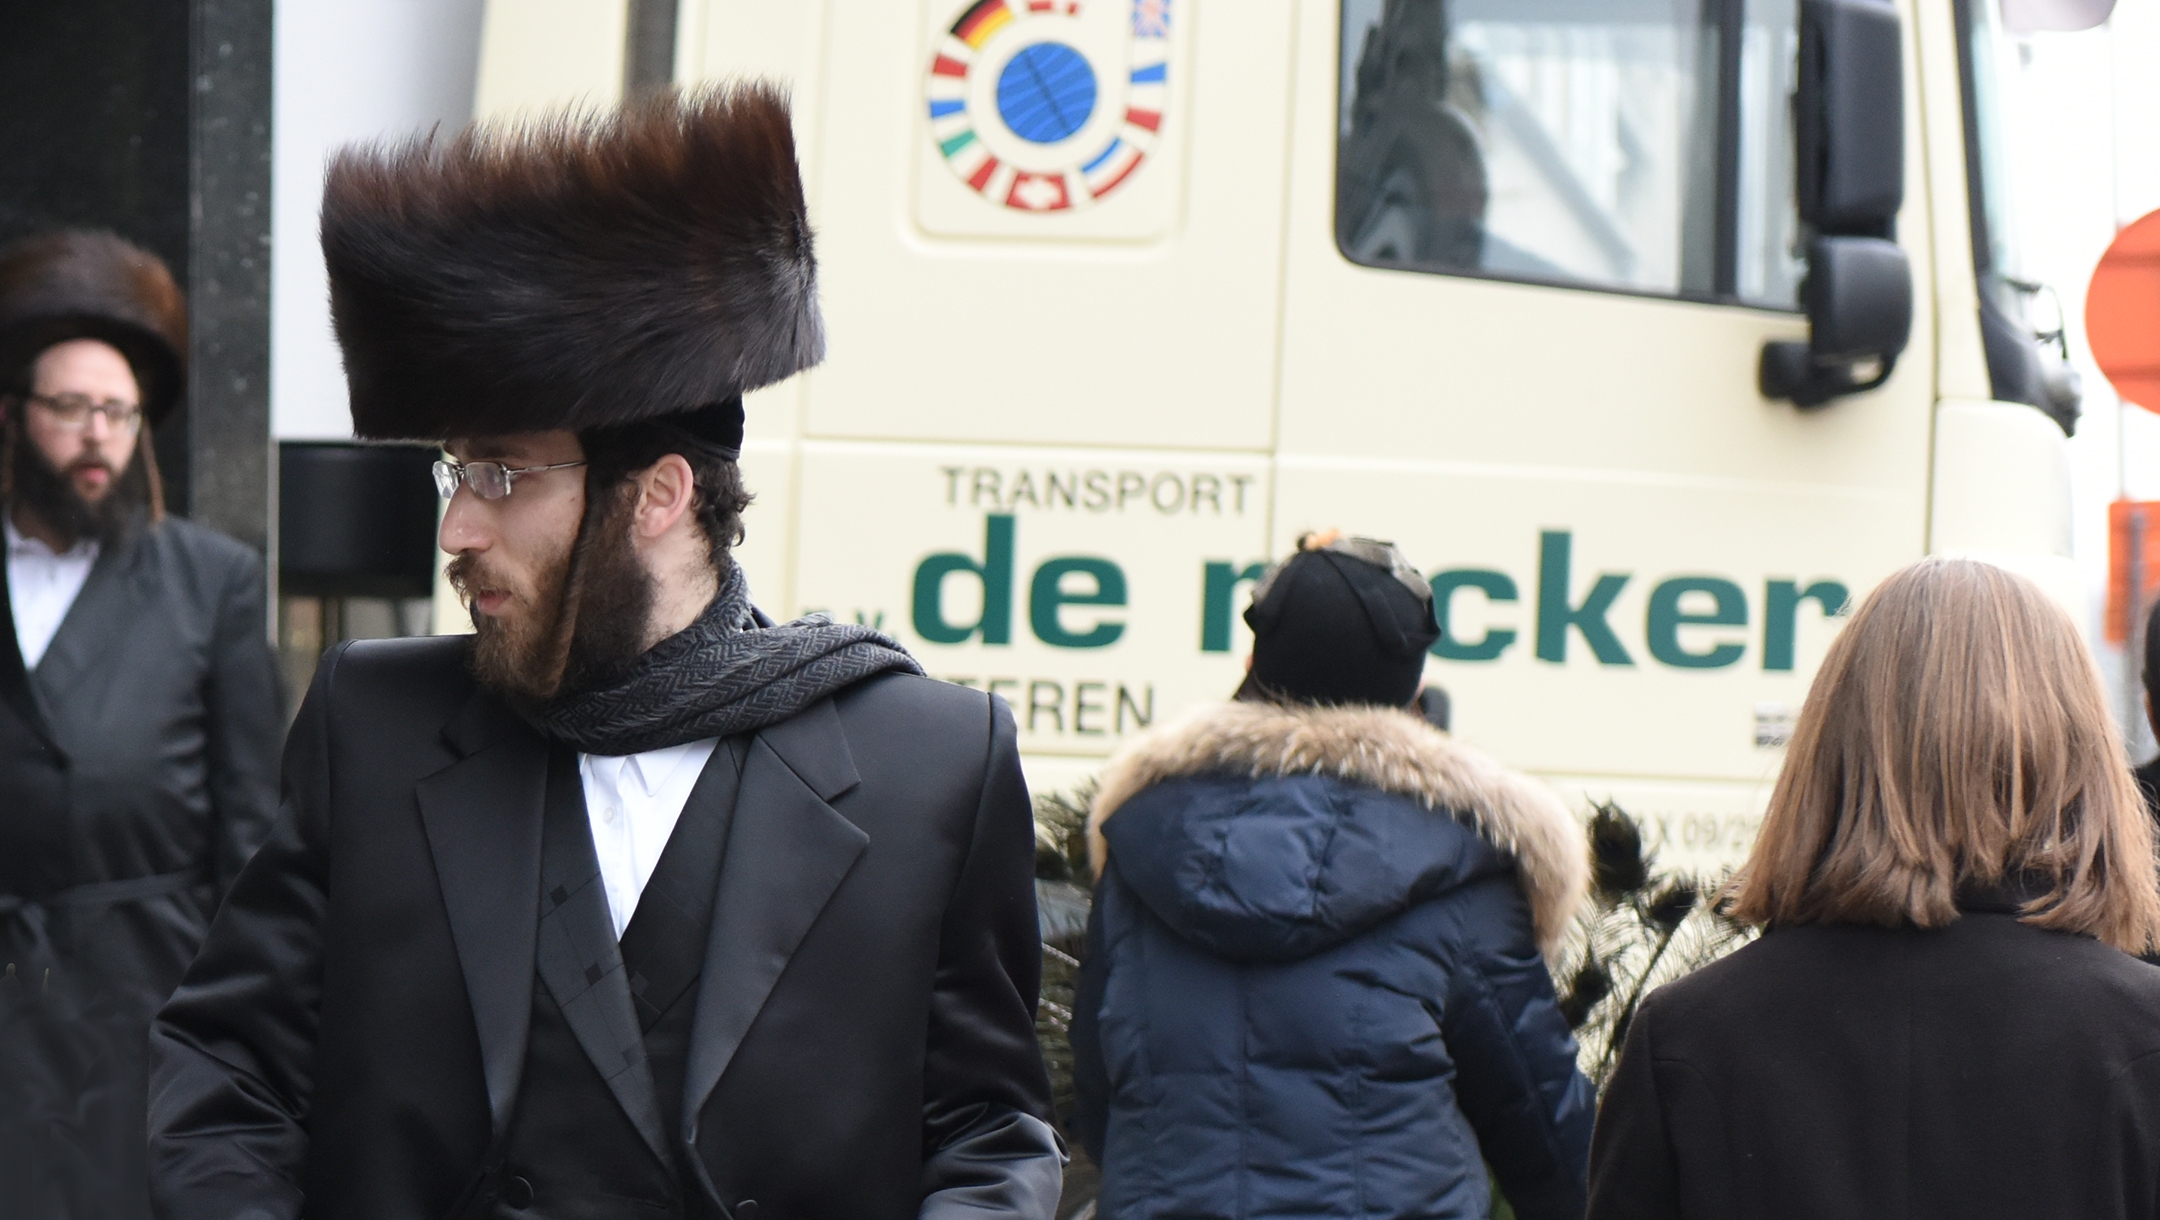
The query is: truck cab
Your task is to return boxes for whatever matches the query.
[474,0,2078,867]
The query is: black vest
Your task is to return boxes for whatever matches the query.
[486,742,742,1220]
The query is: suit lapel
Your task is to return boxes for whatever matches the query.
[31,526,153,705]
[414,690,546,1140]
[682,698,867,1137]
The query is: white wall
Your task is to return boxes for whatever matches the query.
[2001,0,2160,753]
[271,0,488,440]
[475,0,628,120]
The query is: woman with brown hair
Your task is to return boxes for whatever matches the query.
[1587,557,2160,1220]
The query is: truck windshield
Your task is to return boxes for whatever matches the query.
[1337,0,1803,310]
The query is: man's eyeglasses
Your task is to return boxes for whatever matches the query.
[432,458,587,501]
[25,393,144,434]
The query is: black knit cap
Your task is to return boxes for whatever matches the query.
[1241,539,1440,708]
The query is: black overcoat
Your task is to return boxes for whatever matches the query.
[148,635,1061,1220]
[0,514,282,1218]
[1587,901,2160,1220]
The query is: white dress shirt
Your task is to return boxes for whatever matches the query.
[579,736,722,937]
[6,517,99,670]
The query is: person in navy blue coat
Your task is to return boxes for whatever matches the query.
[1071,535,1594,1220]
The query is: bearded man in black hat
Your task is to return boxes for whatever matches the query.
[149,86,1061,1220]
[0,230,283,1219]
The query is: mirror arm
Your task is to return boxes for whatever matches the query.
[1760,341,1897,409]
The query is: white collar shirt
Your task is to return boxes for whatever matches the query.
[578,737,722,938]
[5,516,99,670]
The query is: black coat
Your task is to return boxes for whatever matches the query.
[0,514,282,1219]
[1587,901,2160,1220]
[148,635,1061,1220]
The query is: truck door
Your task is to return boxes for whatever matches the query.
[1278,0,1940,859]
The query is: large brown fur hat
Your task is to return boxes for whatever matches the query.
[0,230,188,426]
[322,82,823,442]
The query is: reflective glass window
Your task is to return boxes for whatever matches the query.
[1338,0,1804,309]
[1736,0,1802,306]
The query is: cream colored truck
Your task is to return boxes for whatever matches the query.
[469,0,2082,869]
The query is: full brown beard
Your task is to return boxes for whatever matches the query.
[450,529,574,703]
[5,417,151,550]
[449,481,655,704]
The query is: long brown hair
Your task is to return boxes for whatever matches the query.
[1727,557,2160,953]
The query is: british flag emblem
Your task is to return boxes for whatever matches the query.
[1133,0,1170,38]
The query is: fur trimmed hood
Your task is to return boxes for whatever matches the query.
[321,82,822,442]
[0,230,188,425]
[1089,700,1589,952]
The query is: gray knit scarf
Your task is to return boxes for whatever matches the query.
[533,562,922,755]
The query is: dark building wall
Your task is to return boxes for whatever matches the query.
[0,0,192,270]
[0,0,194,514]
[190,0,274,554]
[0,0,272,553]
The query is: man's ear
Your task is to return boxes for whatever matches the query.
[631,453,698,540]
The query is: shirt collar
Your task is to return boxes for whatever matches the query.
[604,737,719,799]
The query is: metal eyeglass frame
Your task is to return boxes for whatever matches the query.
[432,458,587,501]
[25,392,144,434]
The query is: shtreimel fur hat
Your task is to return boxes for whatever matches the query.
[0,230,189,426]
[322,82,823,443]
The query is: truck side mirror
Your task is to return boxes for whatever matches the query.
[1796,0,1902,232]
[1761,237,1913,406]
[1763,0,1912,408]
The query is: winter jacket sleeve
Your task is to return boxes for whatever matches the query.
[1584,997,1682,1220]
[916,696,1065,1220]
[1069,877,1111,1164]
[203,544,284,894]
[148,643,338,1220]
[1441,878,1596,1220]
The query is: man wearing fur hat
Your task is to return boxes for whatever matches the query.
[0,230,283,1217]
[1071,533,1594,1220]
[149,86,1060,1220]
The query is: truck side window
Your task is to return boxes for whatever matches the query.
[1338,0,1801,309]
[1734,0,1802,307]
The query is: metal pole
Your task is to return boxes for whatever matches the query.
[2129,507,2147,750]
[623,0,679,101]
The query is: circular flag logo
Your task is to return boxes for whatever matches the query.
[927,0,1172,212]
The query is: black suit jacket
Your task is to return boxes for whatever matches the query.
[1,514,280,947]
[148,635,1060,1220]
[0,515,281,1220]
[1587,909,2160,1220]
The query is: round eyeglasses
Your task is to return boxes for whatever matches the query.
[432,458,587,501]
